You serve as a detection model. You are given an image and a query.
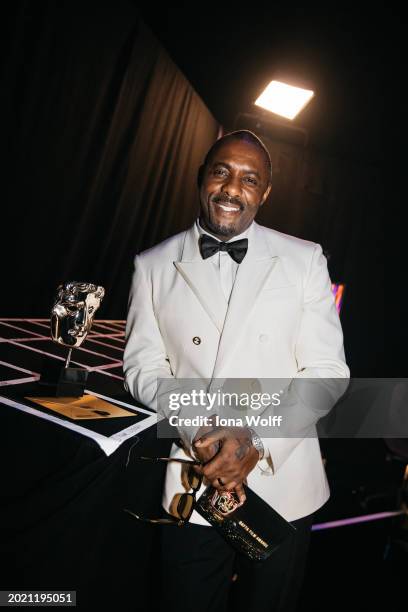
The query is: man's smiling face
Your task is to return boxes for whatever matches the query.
[199,137,271,240]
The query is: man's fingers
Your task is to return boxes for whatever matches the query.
[212,478,238,492]
[212,480,246,506]
[193,444,219,468]
[194,429,225,448]
[202,456,225,481]
[234,483,246,505]
[212,478,226,491]
[222,479,238,491]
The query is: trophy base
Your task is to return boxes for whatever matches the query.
[39,359,88,397]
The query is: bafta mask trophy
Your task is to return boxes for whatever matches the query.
[40,281,105,396]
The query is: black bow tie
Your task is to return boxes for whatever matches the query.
[199,234,248,264]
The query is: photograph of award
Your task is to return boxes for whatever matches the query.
[39,281,105,397]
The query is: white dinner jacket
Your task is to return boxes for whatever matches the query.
[124,220,349,523]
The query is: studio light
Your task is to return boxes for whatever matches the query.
[255,80,314,120]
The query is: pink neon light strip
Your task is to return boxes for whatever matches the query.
[83,338,124,352]
[331,283,345,314]
[1,337,50,343]
[87,362,123,372]
[93,322,124,333]
[0,319,126,324]
[0,360,39,376]
[0,318,126,334]
[71,343,122,363]
[0,376,39,387]
[91,320,125,324]
[0,319,126,383]
[312,509,405,531]
[2,336,122,346]
[6,340,92,369]
[86,333,124,340]
[87,368,123,380]
[0,321,47,338]
[9,338,122,366]
[26,320,50,329]
[5,340,120,377]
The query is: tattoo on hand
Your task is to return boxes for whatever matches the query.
[211,442,220,456]
[235,439,251,461]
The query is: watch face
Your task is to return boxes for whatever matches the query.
[253,438,262,452]
[251,433,263,457]
[210,490,241,516]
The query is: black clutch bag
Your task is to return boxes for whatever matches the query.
[195,484,297,561]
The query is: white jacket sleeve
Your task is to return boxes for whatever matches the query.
[259,243,350,474]
[123,254,203,447]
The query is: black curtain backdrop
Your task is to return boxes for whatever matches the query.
[251,136,384,377]
[1,0,383,376]
[1,1,219,320]
[0,4,398,610]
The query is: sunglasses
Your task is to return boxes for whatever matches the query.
[123,456,203,526]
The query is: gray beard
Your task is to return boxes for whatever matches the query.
[202,218,238,238]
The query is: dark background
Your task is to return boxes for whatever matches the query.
[1,3,405,611]
[0,1,396,375]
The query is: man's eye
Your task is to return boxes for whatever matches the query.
[214,168,227,176]
[245,177,257,185]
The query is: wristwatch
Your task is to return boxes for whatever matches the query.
[249,429,264,460]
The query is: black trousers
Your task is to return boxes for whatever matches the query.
[160,513,313,612]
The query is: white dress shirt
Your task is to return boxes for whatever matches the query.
[196,219,250,302]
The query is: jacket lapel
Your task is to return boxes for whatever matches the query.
[174,224,228,333]
[211,222,279,378]
[174,222,283,377]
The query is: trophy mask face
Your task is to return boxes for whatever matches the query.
[51,282,105,348]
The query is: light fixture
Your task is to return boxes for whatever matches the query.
[255,80,314,120]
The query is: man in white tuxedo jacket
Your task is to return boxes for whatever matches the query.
[124,130,349,612]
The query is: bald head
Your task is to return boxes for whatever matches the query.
[202,130,272,186]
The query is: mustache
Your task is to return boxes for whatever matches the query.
[211,194,244,209]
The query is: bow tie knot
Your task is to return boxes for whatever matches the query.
[199,234,248,264]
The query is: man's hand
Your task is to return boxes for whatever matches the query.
[192,419,221,464]
[192,426,259,504]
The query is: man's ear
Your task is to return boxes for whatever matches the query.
[197,165,205,188]
[260,183,272,206]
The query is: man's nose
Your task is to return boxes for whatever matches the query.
[221,175,241,197]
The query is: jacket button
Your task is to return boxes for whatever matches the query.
[259,334,269,343]
[192,336,201,345]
